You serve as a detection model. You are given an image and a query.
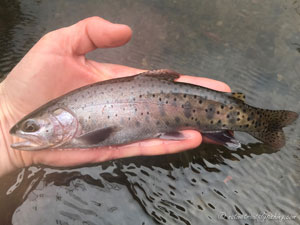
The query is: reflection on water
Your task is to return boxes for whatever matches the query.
[1,143,299,224]
[0,0,299,225]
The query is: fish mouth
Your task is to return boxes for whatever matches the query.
[11,140,42,151]
[10,131,49,151]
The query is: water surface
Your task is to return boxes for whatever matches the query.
[0,0,299,224]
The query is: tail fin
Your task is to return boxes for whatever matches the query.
[249,110,298,148]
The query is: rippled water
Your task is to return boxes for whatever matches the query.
[0,0,299,224]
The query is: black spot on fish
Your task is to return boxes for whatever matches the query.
[199,100,202,104]
[175,117,180,123]
[183,94,187,98]
[147,112,150,115]
[217,111,220,114]
[141,112,143,115]
[153,94,155,97]
[221,105,224,109]
[206,105,215,119]
[107,116,110,119]
[174,98,177,101]
[139,95,142,98]
[156,121,160,125]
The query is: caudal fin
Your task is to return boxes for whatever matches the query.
[249,110,298,148]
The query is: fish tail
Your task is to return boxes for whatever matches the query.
[248,110,298,148]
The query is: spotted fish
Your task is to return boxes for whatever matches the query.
[10,70,298,150]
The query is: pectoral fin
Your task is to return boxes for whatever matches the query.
[77,126,118,145]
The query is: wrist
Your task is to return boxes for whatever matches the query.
[0,82,29,176]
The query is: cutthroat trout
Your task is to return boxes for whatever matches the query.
[10,70,298,150]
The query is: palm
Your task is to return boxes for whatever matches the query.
[4,21,141,117]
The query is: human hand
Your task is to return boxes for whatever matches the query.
[0,17,230,177]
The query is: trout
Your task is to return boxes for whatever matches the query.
[10,70,298,150]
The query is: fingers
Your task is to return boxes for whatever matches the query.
[41,17,132,56]
[178,75,231,92]
[113,130,202,158]
[71,17,132,55]
[32,131,202,167]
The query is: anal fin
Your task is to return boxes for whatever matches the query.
[202,130,241,150]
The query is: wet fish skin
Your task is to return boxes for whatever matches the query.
[10,70,298,150]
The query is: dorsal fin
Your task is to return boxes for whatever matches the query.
[136,69,180,81]
[231,92,246,102]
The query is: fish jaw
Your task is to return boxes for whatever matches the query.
[10,130,53,151]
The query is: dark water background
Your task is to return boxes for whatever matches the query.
[0,0,299,224]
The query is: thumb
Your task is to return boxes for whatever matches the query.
[40,16,132,56]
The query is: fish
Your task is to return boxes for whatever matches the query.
[9,69,298,151]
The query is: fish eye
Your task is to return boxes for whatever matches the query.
[22,120,40,132]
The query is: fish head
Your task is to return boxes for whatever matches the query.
[10,107,78,150]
